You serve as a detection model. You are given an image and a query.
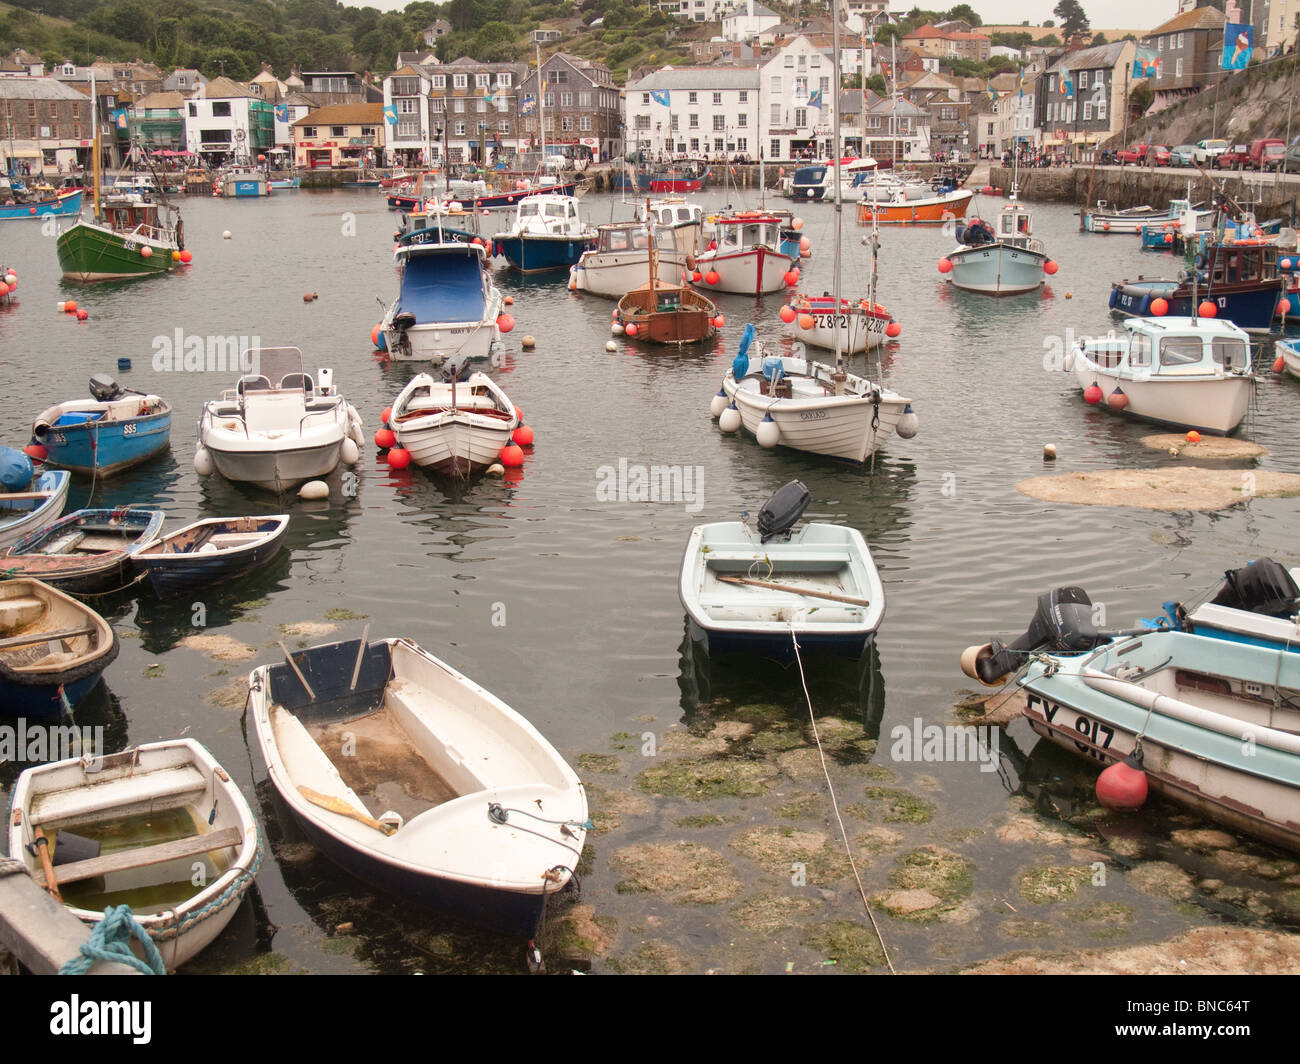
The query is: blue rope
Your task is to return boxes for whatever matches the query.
[59,905,166,975]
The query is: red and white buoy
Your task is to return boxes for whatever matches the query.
[1096,749,1148,810]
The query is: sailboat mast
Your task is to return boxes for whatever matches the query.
[91,70,100,222]
[536,44,547,162]
[832,0,844,372]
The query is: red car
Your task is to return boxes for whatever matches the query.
[1150,144,1172,166]
[1116,143,1149,164]
[1216,144,1252,169]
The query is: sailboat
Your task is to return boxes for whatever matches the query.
[57,79,186,282]
[712,3,917,463]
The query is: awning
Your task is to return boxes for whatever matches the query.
[3,141,44,159]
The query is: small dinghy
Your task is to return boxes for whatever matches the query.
[0,578,119,719]
[31,375,171,477]
[133,515,289,596]
[8,739,261,969]
[389,357,520,476]
[679,480,885,659]
[1146,558,1300,653]
[961,587,1300,853]
[4,507,165,594]
[247,636,588,936]
[0,449,69,549]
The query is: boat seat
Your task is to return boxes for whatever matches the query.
[0,596,47,630]
[31,764,207,828]
[278,373,314,395]
[702,550,848,573]
[237,375,273,396]
[382,680,491,796]
[207,533,265,548]
[42,532,85,555]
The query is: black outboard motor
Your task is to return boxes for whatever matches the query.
[756,480,810,543]
[88,374,124,402]
[440,352,472,383]
[392,311,416,333]
[1209,559,1300,618]
[962,586,1108,686]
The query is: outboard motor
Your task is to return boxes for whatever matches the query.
[756,480,810,543]
[88,374,124,403]
[1209,559,1300,618]
[961,586,1108,686]
[392,311,416,333]
[440,353,472,383]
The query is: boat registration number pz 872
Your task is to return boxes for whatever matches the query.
[1027,693,1115,761]
[812,314,854,328]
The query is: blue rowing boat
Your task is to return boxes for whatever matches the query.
[0,188,82,220]
[134,514,289,595]
[31,375,171,477]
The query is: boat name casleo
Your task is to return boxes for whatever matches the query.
[151,329,263,373]
[595,458,705,513]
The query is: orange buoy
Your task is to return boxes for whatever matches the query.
[779,304,797,323]
[512,424,534,446]
[1275,355,1287,373]
[937,257,953,274]
[705,270,720,286]
[1186,430,1201,443]
[1043,259,1059,275]
[386,446,411,469]
[885,321,901,338]
[1150,297,1169,316]
[1096,751,1148,810]
[497,313,514,332]
[375,428,396,449]
[1198,301,1216,318]
[500,443,524,467]
[797,313,815,330]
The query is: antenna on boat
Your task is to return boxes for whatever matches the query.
[831,0,846,389]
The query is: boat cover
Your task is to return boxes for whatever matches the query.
[397,249,485,324]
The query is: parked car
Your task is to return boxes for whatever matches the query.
[1216,144,1252,169]
[1285,142,1300,173]
[1151,145,1172,166]
[1170,144,1199,167]
[1194,138,1230,166]
[1247,138,1286,171]
[1116,143,1151,165]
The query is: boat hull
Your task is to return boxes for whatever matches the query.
[56,221,178,283]
[495,233,591,272]
[948,243,1047,295]
[396,414,515,475]
[1110,281,1283,334]
[693,245,794,295]
[136,518,289,596]
[570,251,688,298]
[0,470,70,549]
[0,190,83,220]
[856,189,972,225]
[1071,360,1254,435]
[205,437,345,491]
[40,409,171,477]
[785,299,890,352]
[1278,339,1300,379]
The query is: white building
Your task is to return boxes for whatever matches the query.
[721,1,781,41]
[383,64,435,162]
[658,0,734,22]
[626,67,760,158]
[183,76,273,163]
[759,37,839,160]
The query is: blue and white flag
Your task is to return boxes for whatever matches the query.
[807,88,823,109]
[274,104,289,123]
[520,94,537,115]
[650,89,671,107]
[382,104,398,126]
[1223,23,1252,70]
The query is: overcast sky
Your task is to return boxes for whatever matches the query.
[341,0,1173,33]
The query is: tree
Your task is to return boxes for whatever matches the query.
[1092,31,1107,44]
[1053,0,1089,38]
[1043,19,1054,27]
[946,4,981,26]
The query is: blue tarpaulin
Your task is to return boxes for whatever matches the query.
[396,247,486,323]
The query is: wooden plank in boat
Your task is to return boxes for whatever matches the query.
[0,626,95,651]
[49,826,243,886]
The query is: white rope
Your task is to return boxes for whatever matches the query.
[788,623,895,974]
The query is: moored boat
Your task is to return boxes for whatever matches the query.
[617,280,717,345]
[246,636,588,936]
[0,188,82,220]
[133,515,290,596]
[4,507,165,594]
[856,184,972,226]
[568,220,687,299]
[942,190,1054,296]
[1147,558,1300,654]
[679,480,885,659]
[491,193,594,273]
[1277,337,1300,379]
[1069,315,1255,435]
[390,362,519,476]
[8,738,261,968]
[195,347,365,492]
[691,211,798,295]
[31,375,171,477]
[0,577,119,719]
[0,452,70,549]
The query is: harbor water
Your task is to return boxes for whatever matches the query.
[1,187,1297,973]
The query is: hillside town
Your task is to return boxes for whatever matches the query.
[0,0,1293,176]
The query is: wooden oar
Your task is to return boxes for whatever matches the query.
[349,623,370,691]
[0,491,55,502]
[33,828,62,902]
[277,640,316,700]
[716,573,872,607]
[0,626,95,651]
[297,786,396,836]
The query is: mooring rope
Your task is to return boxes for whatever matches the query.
[59,905,166,975]
[788,623,895,974]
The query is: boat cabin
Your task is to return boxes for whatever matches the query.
[714,215,784,251]
[1198,240,1278,286]
[1086,319,1252,376]
[101,194,172,240]
[512,195,579,232]
[594,222,676,254]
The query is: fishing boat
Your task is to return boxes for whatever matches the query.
[960,588,1300,854]
[568,221,688,299]
[1081,199,1211,234]
[1277,337,1300,379]
[1110,236,1283,334]
[691,211,799,295]
[1069,315,1255,435]
[617,281,717,346]
[4,507,165,595]
[491,193,594,273]
[380,227,504,363]
[31,375,171,477]
[791,163,834,201]
[1139,198,1220,251]
[8,738,261,968]
[133,515,290,596]
[389,361,520,476]
[0,448,69,549]
[217,163,270,198]
[639,163,708,194]
[195,347,365,492]
[0,188,82,220]
[0,578,119,719]
[635,197,706,255]
[679,480,885,659]
[340,167,381,190]
[856,183,972,226]
[942,189,1054,296]
[246,636,588,936]
[268,174,301,190]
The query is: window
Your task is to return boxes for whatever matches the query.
[189,102,197,117]
[580,115,591,130]
[455,122,466,135]
[739,90,748,103]
[1160,337,1202,366]
[561,92,573,106]
[361,126,375,137]
[820,77,829,95]
[795,76,807,95]
[797,54,806,70]
[784,55,794,67]
[545,69,568,83]
[454,74,467,88]
[770,76,782,95]
[1078,71,1088,89]
[736,137,747,151]
[1212,338,1248,369]
[713,114,725,130]
[497,73,512,87]
[397,120,419,137]
[544,93,555,108]
[1098,98,1107,120]
[212,102,231,117]
[690,137,699,151]
[737,113,747,127]
[398,98,417,114]
[579,92,591,106]
[431,98,445,112]
[301,126,315,138]
[689,113,699,127]
[454,99,464,112]
[794,108,807,127]
[635,114,651,130]
[476,99,486,112]
[642,93,650,105]
[392,77,421,96]
[330,126,345,137]
[1178,33,1184,48]
[770,103,781,124]
[670,114,679,130]
[1176,58,1183,77]
[811,55,821,67]
[712,92,722,105]
[688,92,698,104]
[771,138,781,156]
[476,74,490,88]
[432,75,445,88]
[714,137,723,151]
[561,116,573,130]
[498,119,510,132]
[1128,333,1151,367]
[1083,102,1092,121]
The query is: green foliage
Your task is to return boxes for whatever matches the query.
[1053,0,1089,38]
[946,3,980,25]
[1092,32,1107,44]
[991,31,1033,50]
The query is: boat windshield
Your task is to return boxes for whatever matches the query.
[245,347,306,386]
[1128,332,1152,366]
[1160,337,1203,366]
[1212,337,1249,369]
[517,200,541,218]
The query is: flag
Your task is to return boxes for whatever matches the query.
[1058,74,1074,98]
[1223,23,1252,70]
[382,104,398,126]
[650,89,671,106]
[274,104,289,123]
[113,109,128,130]
[1017,68,1025,99]
[1132,45,1159,78]
[985,79,996,103]
[807,88,823,109]
[520,94,537,115]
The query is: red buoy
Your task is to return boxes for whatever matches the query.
[1084,382,1103,404]
[692,271,702,282]
[76,309,88,321]
[370,323,381,347]
[497,313,514,333]
[23,443,47,461]
[1107,387,1130,411]
[500,443,524,467]
[885,321,901,338]
[1096,751,1148,810]
[705,270,720,286]
[1275,355,1288,373]
[381,406,393,425]
[1278,299,1290,317]
[386,446,411,469]
[624,322,638,337]
[797,313,815,330]
[1198,301,1217,318]
[179,250,192,264]
[512,424,534,446]
[714,313,725,328]
[375,427,396,449]
[937,257,953,274]
[1149,297,1169,317]
[784,270,799,286]
[779,304,797,324]
[1043,259,1059,275]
